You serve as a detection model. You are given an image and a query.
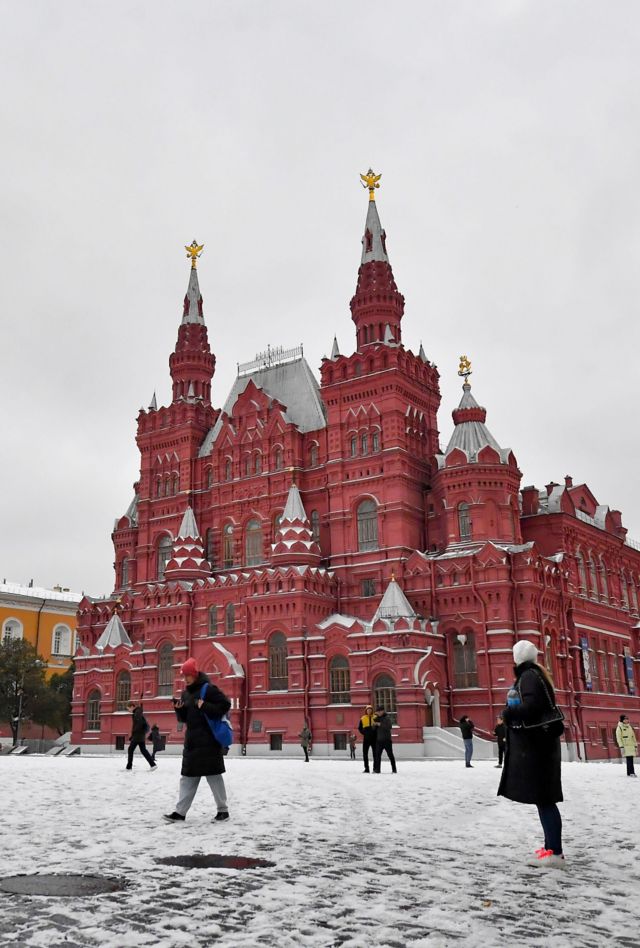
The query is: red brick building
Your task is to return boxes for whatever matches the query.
[71,185,640,759]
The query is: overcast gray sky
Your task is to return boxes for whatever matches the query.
[2,1,639,597]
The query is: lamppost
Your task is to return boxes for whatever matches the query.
[14,659,45,747]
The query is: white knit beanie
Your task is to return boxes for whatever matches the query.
[513,639,538,666]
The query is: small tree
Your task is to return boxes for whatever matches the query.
[42,663,75,735]
[0,639,48,745]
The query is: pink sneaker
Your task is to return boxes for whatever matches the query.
[534,847,552,857]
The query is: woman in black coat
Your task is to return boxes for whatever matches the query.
[498,639,565,868]
[163,657,232,824]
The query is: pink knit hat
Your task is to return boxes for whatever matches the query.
[180,658,198,677]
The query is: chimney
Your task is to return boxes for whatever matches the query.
[521,486,539,516]
[610,510,627,540]
[564,475,573,488]
[545,481,559,497]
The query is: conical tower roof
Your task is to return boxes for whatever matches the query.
[437,379,514,468]
[350,170,404,349]
[271,484,321,565]
[95,613,132,651]
[372,576,416,622]
[164,507,211,580]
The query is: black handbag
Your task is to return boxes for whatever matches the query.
[517,668,565,737]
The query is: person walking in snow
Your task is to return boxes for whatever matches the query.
[494,714,506,768]
[459,715,474,768]
[373,707,397,774]
[498,639,565,869]
[148,724,163,764]
[299,724,312,762]
[616,715,638,777]
[348,731,357,760]
[163,658,231,823]
[358,705,377,773]
[125,700,157,771]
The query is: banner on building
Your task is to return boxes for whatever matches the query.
[580,636,593,691]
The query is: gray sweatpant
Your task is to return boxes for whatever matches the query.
[175,774,228,816]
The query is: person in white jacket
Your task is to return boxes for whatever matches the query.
[615,715,638,777]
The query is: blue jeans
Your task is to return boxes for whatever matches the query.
[536,803,562,855]
[464,738,473,766]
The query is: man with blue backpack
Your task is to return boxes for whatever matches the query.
[163,657,232,823]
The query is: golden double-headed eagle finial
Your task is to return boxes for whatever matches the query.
[458,355,472,383]
[185,239,204,269]
[360,168,381,201]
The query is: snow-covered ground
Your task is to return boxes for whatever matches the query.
[1,754,638,948]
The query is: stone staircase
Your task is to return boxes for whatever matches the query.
[423,726,496,760]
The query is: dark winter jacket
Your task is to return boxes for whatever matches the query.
[374,712,393,744]
[494,723,506,745]
[174,672,231,777]
[459,719,474,741]
[130,707,148,741]
[358,713,377,741]
[149,725,162,752]
[498,662,563,805]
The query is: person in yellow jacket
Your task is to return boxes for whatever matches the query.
[615,715,638,777]
[357,705,377,773]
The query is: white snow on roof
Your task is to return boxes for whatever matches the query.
[0,582,83,604]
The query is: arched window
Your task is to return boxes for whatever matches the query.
[268,631,288,690]
[310,443,319,467]
[115,671,131,711]
[620,572,629,609]
[357,499,378,552]
[245,519,263,566]
[208,606,218,636]
[2,618,23,643]
[223,524,234,568]
[361,433,368,455]
[576,551,587,594]
[205,528,214,567]
[458,503,471,540]
[157,535,173,580]
[206,467,213,488]
[630,580,638,614]
[372,429,380,452]
[52,624,72,656]
[373,674,397,724]
[588,556,599,600]
[224,458,233,481]
[254,452,262,474]
[87,690,101,731]
[244,455,252,477]
[310,509,320,543]
[599,558,609,601]
[172,474,179,495]
[350,435,357,457]
[274,447,284,471]
[453,632,478,688]
[157,643,173,696]
[164,476,171,497]
[120,557,129,588]
[329,655,351,703]
[155,477,162,498]
[225,603,235,635]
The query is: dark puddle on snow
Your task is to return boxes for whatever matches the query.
[0,873,125,897]
[157,854,275,870]
[156,853,275,869]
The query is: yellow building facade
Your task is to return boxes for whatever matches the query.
[0,581,82,674]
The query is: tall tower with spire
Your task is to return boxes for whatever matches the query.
[169,240,216,404]
[124,242,218,585]
[430,357,522,550]
[349,169,405,350]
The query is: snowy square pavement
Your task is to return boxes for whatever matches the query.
[0,755,638,948]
